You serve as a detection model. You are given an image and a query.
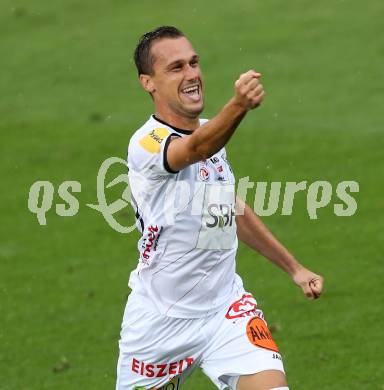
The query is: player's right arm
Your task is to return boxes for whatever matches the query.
[166,70,265,172]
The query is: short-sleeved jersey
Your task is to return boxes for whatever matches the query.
[127,115,243,318]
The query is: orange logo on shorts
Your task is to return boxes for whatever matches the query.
[246,316,279,352]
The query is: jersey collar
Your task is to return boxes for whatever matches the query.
[152,115,195,135]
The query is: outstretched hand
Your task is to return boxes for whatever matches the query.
[292,267,324,300]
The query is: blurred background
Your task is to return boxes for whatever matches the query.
[1,0,383,389]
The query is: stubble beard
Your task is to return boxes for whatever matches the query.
[169,100,204,120]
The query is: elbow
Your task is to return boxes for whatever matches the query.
[195,147,215,162]
[196,148,212,161]
[186,139,212,162]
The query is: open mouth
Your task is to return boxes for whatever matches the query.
[180,84,201,103]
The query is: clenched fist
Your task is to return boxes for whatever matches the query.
[292,266,324,300]
[233,70,265,110]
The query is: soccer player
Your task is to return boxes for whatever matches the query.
[116,26,324,390]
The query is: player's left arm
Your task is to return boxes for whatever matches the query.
[235,197,324,299]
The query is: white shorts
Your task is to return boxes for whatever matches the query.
[116,289,285,390]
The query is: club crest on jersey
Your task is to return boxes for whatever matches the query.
[198,166,210,181]
[139,128,170,154]
[225,294,258,319]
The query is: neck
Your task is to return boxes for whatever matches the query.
[154,109,200,132]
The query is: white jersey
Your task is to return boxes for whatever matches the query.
[127,115,243,318]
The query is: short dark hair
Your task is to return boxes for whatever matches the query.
[134,26,184,76]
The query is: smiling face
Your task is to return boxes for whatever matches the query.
[140,36,204,120]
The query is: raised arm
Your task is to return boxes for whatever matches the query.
[167,70,265,172]
[236,197,324,299]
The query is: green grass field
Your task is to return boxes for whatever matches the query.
[1,0,383,389]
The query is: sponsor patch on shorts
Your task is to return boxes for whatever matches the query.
[133,376,180,389]
[157,377,180,390]
[246,316,279,352]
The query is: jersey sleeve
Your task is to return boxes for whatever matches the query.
[128,126,181,178]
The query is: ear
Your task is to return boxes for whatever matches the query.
[139,74,155,94]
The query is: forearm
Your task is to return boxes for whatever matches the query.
[189,99,246,159]
[166,70,264,171]
[236,199,302,277]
